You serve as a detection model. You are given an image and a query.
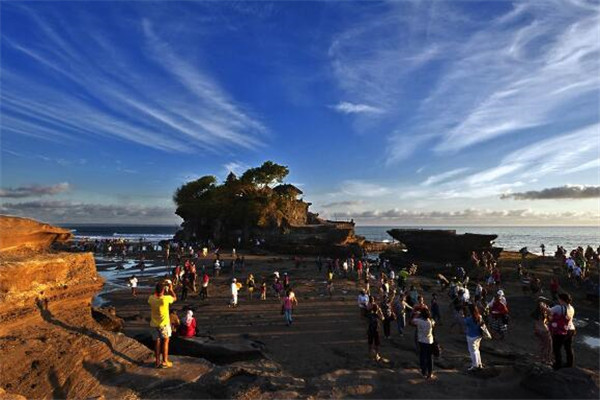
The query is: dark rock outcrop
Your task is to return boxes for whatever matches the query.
[520,366,600,399]
[385,229,502,262]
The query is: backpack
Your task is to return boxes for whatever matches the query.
[550,305,569,335]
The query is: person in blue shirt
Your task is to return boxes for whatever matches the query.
[464,304,484,371]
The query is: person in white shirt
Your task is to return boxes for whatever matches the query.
[549,293,576,370]
[230,278,239,307]
[412,308,436,379]
[128,275,138,297]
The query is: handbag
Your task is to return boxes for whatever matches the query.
[480,323,492,340]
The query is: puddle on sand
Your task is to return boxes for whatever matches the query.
[581,336,600,349]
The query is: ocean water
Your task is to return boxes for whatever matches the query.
[62,224,599,253]
[355,226,600,253]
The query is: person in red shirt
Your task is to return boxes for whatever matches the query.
[200,273,210,300]
[178,310,196,337]
[489,295,509,339]
[357,260,363,280]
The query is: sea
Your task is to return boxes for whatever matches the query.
[61,224,600,254]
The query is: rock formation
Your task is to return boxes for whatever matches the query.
[0,216,208,399]
[385,229,502,262]
[173,161,365,255]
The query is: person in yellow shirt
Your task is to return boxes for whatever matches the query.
[148,280,177,368]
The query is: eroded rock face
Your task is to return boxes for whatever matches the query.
[0,215,72,254]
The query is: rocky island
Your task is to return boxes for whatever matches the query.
[173,161,371,256]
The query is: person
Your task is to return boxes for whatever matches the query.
[200,272,209,300]
[464,304,484,371]
[540,244,546,257]
[531,299,552,365]
[230,278,239,307]
[178,309,196,338]
[128,275,138,297]
[394,293,412,335]
[549,293,575,370]
[381,293,395,339]
[148,280,177,368]
[327,270,334,298]
[367,297,384,361]
[246,274,256,300]
[214,259,221,277]
[260,279,267,300]
[412,308,435,379]
[282,289,298,326]
[357,289,369,317]
[488,293,509,339]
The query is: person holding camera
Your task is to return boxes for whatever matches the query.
[148,280,177,368]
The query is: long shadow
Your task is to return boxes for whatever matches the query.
[36,298,140,365]
[82,360,191,398]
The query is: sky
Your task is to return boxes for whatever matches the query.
[0,0,599,226]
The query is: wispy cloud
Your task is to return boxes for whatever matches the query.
[422,167,469,186]
[2,5,266,154]
[340,180,392,198]
[320,200,364,208]
[329,0,600,162]
[223,161,250,176]
[0,183,70,198]
[330,102,384,115]
[501,185,600,200]
[327,207,599,225]
[0,200,178,224]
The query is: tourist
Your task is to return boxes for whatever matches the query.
[531,299,552,365]
[549,276,560,302]
[488,293,509,339]
[148,280,177,368]
[464,304,484,371]
[549,293,575,370]
[357,259,363,280]
[412,308,436,379]
[327,270,334,298]
[214,259,221,277]
[260,279,267,300]
[358,289,369,317]
[200,272,209,300]
[246,274,256,300]
[540,243,546,257]
[273,278,284,300]
[381,292,396,339]
[230,278,239,307]
[393,293,412,336]
[449,290,465,334]
[178,309,196,338]
[282,289,298,326]
[408,285,418,306]
[128,275,138,297]
[367,296,384,361]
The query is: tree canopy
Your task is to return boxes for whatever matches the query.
[173,161,307,244]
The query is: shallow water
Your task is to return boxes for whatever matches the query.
[581,336,600,349]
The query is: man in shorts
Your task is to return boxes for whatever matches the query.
[148,280,177,368]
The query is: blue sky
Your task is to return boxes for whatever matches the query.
[1,0,599,225]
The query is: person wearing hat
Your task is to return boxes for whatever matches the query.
[488,292,509,339]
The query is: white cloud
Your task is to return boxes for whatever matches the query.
[330,102,384,115]
[1,8,266,154]
[340,180,392,198]
[422,167,469,186]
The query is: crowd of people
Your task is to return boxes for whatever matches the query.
[95,239,594,377]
